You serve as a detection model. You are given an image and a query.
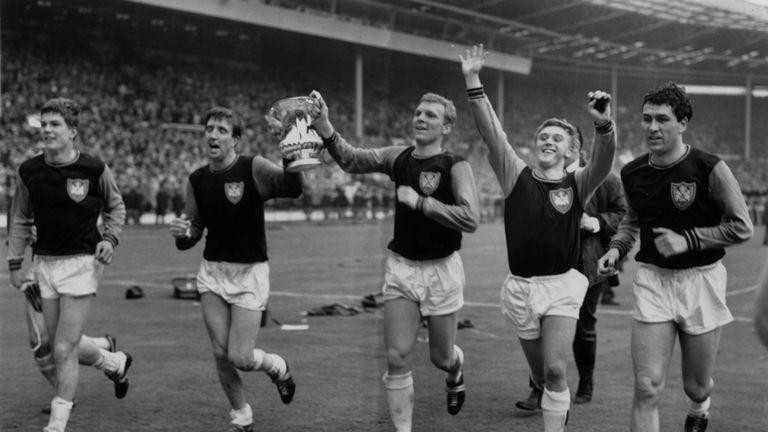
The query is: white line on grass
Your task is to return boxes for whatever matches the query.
[103,280,756,324]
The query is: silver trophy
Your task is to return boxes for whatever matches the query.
[266,96,324,172]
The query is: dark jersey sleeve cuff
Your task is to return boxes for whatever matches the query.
[322,131,339,146]
[8,259,23,271]
[467,87,485,99]
[103,233,119,248]
[594,120,614,134]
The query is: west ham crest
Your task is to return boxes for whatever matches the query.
[671,182,696,210]
[419,171,441,196]
[67,179,89,203]
[549,187,573,214]
[224,182,244,204]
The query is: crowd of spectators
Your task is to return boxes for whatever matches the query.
[1,37,766,225]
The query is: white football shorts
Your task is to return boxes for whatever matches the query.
[382,251,464,316]
[633,261,732,335]
[34,254,103,299]
[196,259,269,311]
[500,268,588,340]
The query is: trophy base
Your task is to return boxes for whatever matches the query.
[287,158,322,172]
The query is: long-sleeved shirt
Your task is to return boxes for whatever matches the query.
[609,145,753,269]
[322,132,479,260]
[468,90,616,277]
[175,155,303,263]
[7,152,125,270]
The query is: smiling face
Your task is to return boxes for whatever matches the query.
[642,103,687,158]
[204,117,238,164]
[412,101,452,145]
[39,112,77,153]
[534,124,574,169]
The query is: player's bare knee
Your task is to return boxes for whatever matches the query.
[543,362,567,384]
[228,350,256,371]
[386,347,410,371]
[634,375,664,402]
[212,345,230,365]
[429,351,453,371]
[682,379,712,402]
[51,340,78,363]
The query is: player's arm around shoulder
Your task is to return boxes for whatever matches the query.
[419,160,479,233]
[251,155,303,200]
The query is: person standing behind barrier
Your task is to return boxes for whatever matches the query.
[155,179,170,224]
[756,251,768,348]
[461,45,616,432]
[598,82,753,432]
[169,106,301,432]
[7,98,130,432]
[564,128,627,405]
[311,89,479,432]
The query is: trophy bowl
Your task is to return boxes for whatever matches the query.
[266,96,325,172]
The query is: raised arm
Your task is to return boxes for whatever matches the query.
[575,91,616,205]
[461,44,526,197]
[321,132,409,176]
[252,156,304,200]
[310,90,406,175]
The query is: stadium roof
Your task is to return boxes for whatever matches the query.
[4,0,768,82]
[266,0,768,80]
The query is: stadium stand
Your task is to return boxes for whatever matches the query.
[1,0,767,223]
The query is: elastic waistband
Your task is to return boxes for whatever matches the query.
[639,260,721,276]
[506,268,580,282]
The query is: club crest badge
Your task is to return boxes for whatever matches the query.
[67,179,89,203]
[671,182,696,210]
[419,171,441,196]
[549,187,573,214]
[224,182,244,204]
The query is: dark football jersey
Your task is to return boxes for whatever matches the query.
[189,155,267,263]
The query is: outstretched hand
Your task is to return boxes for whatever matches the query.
[587,90,612,124]
[309,90,334,139]
[460,44,488,77]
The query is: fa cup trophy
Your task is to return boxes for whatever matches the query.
[266,96,324,172]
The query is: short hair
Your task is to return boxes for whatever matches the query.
[41,98,80,129]
[642,81,693,122]
[533,118,582,149]
[419,93,457,126]
[203,106,244,139]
